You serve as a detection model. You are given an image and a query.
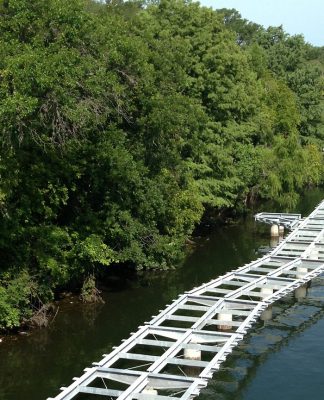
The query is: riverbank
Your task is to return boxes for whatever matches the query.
[1,188,323,338]
[1,0,323,335]
[1,189,323,400]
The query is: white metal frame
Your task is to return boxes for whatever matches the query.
[49,200,324,400]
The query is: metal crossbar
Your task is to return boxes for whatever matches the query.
[254,212,302,229]
[48,200,324,400]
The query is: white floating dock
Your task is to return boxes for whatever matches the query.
[48,200,324,400]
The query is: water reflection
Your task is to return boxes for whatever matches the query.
[198,277,324,400]
[0,188,323,400]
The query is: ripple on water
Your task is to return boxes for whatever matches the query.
[198,279,324,400]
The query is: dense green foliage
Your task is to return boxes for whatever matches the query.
[0,0,323,330]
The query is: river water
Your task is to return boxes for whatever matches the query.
[0,189,324,400]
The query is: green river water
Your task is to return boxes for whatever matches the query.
[1,189,324,400]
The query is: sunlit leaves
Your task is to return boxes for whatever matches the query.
[0,0,323,329]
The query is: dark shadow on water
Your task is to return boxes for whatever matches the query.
[0,189,323,400]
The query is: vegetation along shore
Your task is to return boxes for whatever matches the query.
[0,0,323,332]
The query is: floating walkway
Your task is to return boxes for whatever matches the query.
[49,200,324,400]
[254,211,302,229]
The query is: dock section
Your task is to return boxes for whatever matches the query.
[49,200,324,400]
